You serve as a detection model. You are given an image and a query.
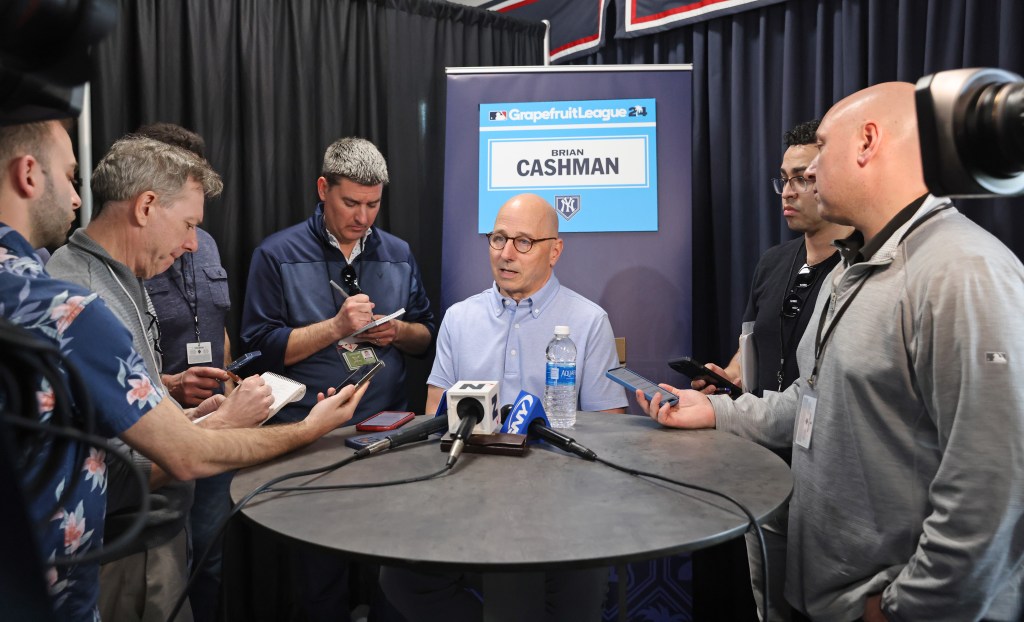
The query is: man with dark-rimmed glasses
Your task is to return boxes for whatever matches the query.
[424,192,625,415]
[690,119,851,622]
[380,193,625,622]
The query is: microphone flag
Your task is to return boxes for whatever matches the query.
[446,381,501,435]
[500,390,550,435]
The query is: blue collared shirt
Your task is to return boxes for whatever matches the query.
[429,274,626,410]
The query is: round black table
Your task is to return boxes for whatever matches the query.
[232,411,792,619]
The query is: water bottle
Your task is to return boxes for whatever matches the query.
[543,325,577,428]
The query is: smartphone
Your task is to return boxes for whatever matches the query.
[226,350,262,374]
[335,360,385,392]
[356,410,416,432]
[667,356,743,399]
[605,366,679,406]
[345,431,391,450]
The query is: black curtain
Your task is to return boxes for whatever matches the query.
[90,0,544,415]
[578,0,1024,365]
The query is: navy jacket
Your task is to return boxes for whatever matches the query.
[241,204,435,423]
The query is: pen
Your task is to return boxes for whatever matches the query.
[330,279,349,300]
[225,370,242,383]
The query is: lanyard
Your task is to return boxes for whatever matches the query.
[170,253,202,343]
[105,262,161,372]
[808,204,953,388]
[776,241,807,391]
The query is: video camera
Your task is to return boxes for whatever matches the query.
[916,67,1024,197]
[0,0,117,126]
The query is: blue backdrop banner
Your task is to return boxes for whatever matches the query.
[443,65,692,401]
[479,97,658,232]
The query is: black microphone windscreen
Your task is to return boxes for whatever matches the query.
[456,397,485,422]
[387,415,449,446]
[500,403,513,423]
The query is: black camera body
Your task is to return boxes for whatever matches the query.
[916,68,1024,197]
[0,0,117,125]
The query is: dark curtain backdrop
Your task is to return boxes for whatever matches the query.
[578,0,1024,365]
[89,0,544,416]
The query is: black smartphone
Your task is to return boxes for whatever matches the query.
[336,360,385,392]
[605,366,679,406]
[226,350,261,373]
[667,356,743,399]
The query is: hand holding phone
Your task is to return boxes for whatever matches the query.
[667,356,743,399]
[224,351,262,382]
[335,360,385,393]
[605,366,679,406]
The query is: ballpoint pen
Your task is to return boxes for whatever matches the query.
[330,279,349,300]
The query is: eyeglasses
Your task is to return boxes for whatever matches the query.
[770,176,812,194]
[145,309,164,356]
[781,264,816,318]
[486,233,557,254]
[341,264,362,295]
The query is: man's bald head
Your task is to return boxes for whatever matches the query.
[495,193,559,238]
[807,82,928,241]
[489,193,563,301]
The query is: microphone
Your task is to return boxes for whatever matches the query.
[355,415,449,458]
[445,381,500,468]
[500,391,597,461]
[355,391,450,458]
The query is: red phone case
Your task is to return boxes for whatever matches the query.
[356,411,416,432]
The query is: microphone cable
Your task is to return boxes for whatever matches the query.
[592,454,770,620]
[522,417,771,620]
[166,438,453,621]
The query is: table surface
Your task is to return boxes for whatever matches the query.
[231,411,792,572]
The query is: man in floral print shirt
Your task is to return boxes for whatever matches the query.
[0,120,369,620]
[0,120,161,619]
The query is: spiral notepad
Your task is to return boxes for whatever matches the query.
[261,372,306,424]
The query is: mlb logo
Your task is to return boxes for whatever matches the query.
[489,110,507,121]
[554,195,581,221]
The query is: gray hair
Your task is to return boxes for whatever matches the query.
[91,136,223,212]
[321,137,389,186]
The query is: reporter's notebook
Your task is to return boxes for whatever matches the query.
[261,372,306,424]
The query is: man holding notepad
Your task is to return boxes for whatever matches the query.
[240,136,436,619]
[241,136,435,425]
[41,130,369,620]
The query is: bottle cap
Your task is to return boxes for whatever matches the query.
[554,325,570,336]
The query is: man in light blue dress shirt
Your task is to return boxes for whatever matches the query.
[381,193,626,622]
[426,193,627,415]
